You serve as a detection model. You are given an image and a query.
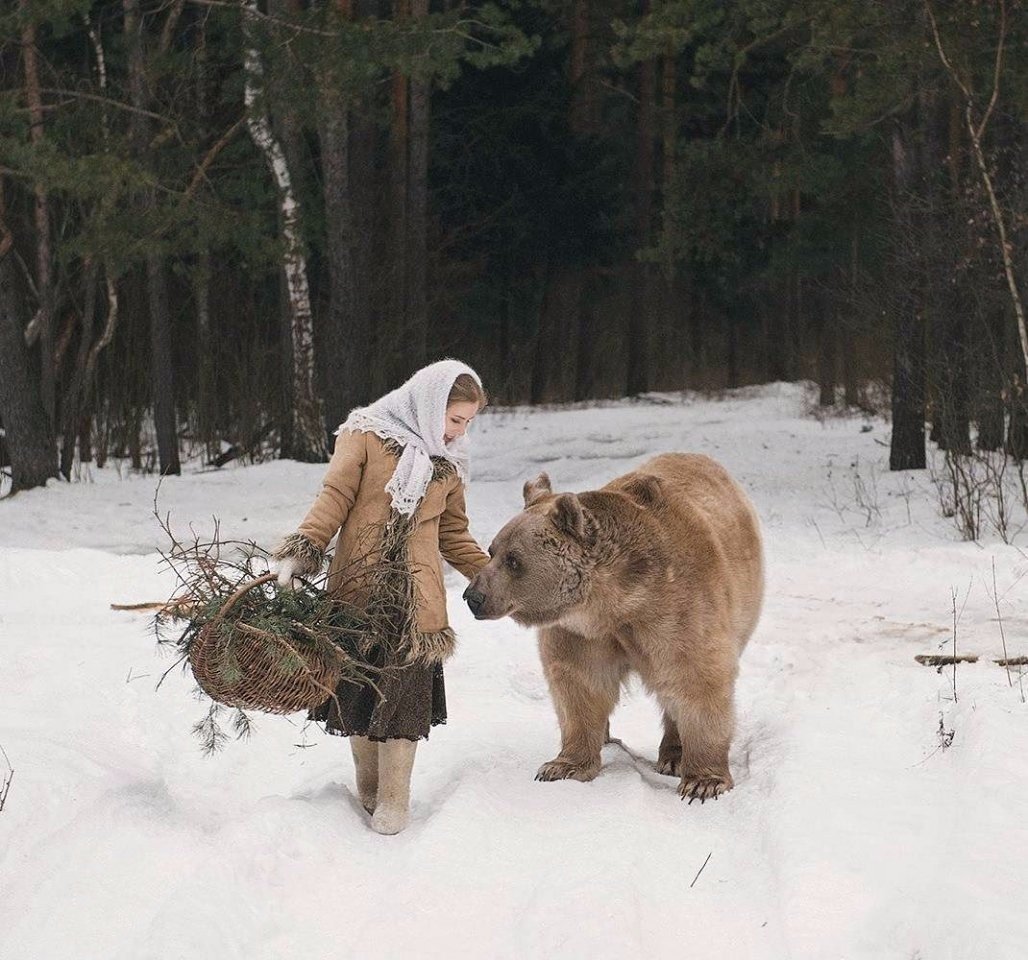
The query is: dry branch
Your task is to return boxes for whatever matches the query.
[0,742,12,813]
[0,769,11,813]
[690,852,712,889]
[112,595,197,616]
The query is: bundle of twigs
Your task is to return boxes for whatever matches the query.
[153,509,412,753]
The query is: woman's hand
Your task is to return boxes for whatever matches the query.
[273,556,303,590]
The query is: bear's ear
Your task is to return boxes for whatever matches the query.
[622,475,662,507]
[523,472,553,507]
[552,494,596,544]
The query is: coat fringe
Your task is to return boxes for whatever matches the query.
[407,627,457,664]
[272,532,325,578]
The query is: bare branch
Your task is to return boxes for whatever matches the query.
[976,0,1006,141]
[37,88,170,125]
[183,117,246,202]
[159,0,188,55]
[990,557,1026,702]
[923,0,1028,379]
[0,742,13,813]
[922,0,971,101]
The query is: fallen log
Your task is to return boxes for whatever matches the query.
[915,654,979,667]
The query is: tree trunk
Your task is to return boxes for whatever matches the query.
[195,249,216,457]
[243,0,325,462]
[818,301,837,407]
[194,15,216,460]
[317,0,376,412]
[1008,379,1028,461]
[349,1,377,397]
[405,0,430,370]
[928,92,970,455]
[562,0,593,397]
[569,0,590,133]
[975,303,1005,451]
[59,260,98,479]
[349,116,377,400]
[124,0,180,475]
[0,245,56,492]
[267,0,309,454]
[19,5,55,430]
[82,9,117,465]
[627,12,655,397]
[78,414,92,465]
[317,63,358,438]
[386,0,410,386]
[933,314,971,454]
[146,253,181,473]
[888,122,926,471]
[842,230,860,406]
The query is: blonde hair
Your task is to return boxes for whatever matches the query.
[448,372,488,410]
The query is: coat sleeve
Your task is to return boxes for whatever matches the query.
[438,481,490,579]
[296,429,368,551]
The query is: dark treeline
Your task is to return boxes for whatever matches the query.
[0,0,1026,491]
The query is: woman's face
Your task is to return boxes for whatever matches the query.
[444,400,479,445]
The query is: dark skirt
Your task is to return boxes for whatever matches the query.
[309,653,447,741]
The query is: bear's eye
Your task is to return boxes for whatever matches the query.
[505,553,521,574]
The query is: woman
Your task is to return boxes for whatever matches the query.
[272,359,490,835]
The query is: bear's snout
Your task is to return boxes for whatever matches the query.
[463,584,486,617]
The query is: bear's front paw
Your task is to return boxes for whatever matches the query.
[678,772,733,803]
[535,757,600,783]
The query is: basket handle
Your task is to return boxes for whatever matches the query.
[217,572,278,618]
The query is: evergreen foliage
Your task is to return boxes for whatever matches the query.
[0,0,1025,486]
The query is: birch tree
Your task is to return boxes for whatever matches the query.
[243,0,326,462]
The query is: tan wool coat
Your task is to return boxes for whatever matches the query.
[284,429,489,658]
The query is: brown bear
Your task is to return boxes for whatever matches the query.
[464,454,764,801]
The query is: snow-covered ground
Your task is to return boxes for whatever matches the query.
[2,383,1026,960]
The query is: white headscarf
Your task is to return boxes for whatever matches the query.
[337,359,482,516]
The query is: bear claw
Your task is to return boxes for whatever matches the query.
[679,775,732,803]
[535,758,599,782]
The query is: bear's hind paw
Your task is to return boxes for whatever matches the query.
[655,756,681,777]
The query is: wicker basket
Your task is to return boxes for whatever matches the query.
[187,573,345,714]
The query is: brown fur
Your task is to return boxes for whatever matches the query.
[272,532,325,578]
[466,454,764,801]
